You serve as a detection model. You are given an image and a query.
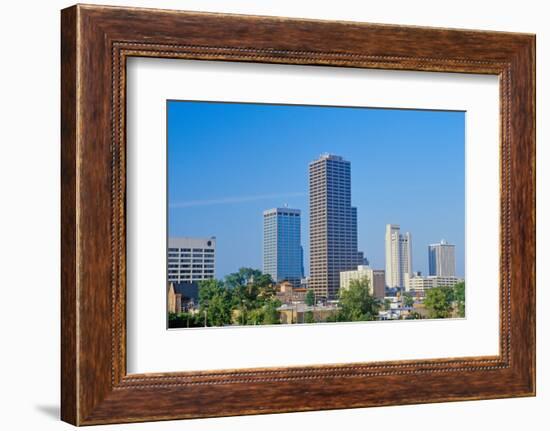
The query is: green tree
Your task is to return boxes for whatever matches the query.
[230,284,254,316]
[262,298,281,325]
[242,298,281,325]
[257,280,277,302]
[254,273,274,289]
[246,308,264,325]
[440,286,455,304]
[384,298,392,311]
[337,278,380,322]
[403,293,414,308]
[196,269,284,326]
[168,312,202,328]
[424,287,452,318]
[225,268,277,325]
[453,281,466,317]
[406,311,424,320]
[324,313,339,323]
[228,269,270,305]
[198,279,226,304]
[305,289,315,307]
[206,292,233,326]
[225,268,269,290]
[304,310,315,324]
[198,279,233,327]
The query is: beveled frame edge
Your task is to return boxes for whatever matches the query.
[61,4,535,426]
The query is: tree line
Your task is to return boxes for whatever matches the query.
[168,269,466,328]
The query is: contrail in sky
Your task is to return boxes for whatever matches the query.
[169,192,307,208]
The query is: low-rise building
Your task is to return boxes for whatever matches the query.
[167,283,181,314]
[276,281,308,304]
[404,273,463,292]
[339,265,386,299]
[277,303,339,324]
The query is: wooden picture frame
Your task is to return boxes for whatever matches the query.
[61,4,535,426]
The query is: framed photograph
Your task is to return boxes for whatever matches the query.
[61,4,535,425]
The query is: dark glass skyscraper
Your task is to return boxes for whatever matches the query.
[309,154,362,300]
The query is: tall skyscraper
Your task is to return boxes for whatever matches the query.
[428,239,456,276]
[263,207,303,286]
[309,154,362,300]
[168,237,216,283]
[385,224,412,288]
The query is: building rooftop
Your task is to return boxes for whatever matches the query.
[263,207,301,216]
[168,236,216,248]
[310,153,347,163]
[429,239,454,246]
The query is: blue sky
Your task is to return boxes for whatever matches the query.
[168,101,465,278]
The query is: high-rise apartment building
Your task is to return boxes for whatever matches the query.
[385,224,412,288]
[263,207,304,287]
[167,237,216,283]
[309,154,362,300]
[428,240,456,277]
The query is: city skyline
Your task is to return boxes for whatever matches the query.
[168,100,465,278]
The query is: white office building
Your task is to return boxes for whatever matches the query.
[385,224,412,288]
[405,273,463,292]
[339,265,386,299]
[168,237,216,283]
[428,239,456,276]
